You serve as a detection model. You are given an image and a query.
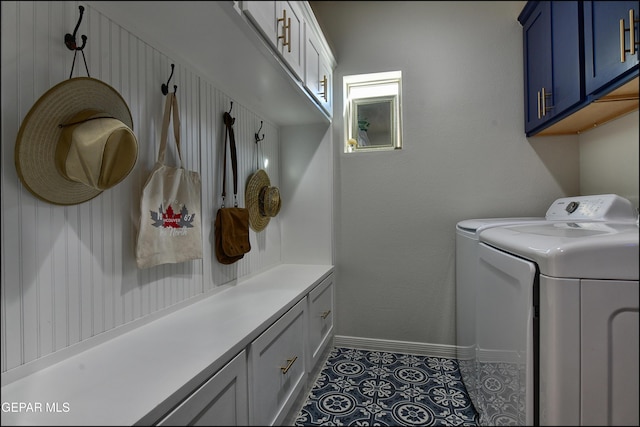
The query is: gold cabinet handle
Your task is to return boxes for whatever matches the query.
[620,9,639,62]
[278,9,290,51]
[630,9,637,56]
[287,16,292,53]
[280,356,297,374]
[537,90,541,119]
[620,15,625,62]
[620,16,626,62]
[319,75,328,101]
[321,309,331,319]
[541,87,553,117]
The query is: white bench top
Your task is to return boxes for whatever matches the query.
[0,264,334,426]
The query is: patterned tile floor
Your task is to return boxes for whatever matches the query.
[295,347,480,426]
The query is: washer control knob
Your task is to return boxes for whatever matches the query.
[566,201,580,214]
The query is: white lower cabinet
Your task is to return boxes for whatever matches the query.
[154,271,335,427]
[157,350,249,426]
[307,274,334,371]
[249,298,307,426]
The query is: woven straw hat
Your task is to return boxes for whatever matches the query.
[245,169,281,232]
[15,77,138,205]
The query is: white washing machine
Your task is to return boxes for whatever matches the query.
[476,197,638,426]
[456,216,542,410]
[455,194,637,421]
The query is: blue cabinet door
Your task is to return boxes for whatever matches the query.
[584,1,639,96]
[522,1,552,133]
[549,2,583,119]
[521,1,582,135]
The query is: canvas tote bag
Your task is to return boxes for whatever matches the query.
[135,92,203,268]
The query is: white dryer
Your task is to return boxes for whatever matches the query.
[476,196,638,426]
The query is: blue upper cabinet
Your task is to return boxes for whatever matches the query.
[584,1,639,97]
[519,1,639,137]
[519,1,582,135]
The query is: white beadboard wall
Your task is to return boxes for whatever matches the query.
[1,1,282,374]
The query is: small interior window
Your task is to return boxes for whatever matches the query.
[343,71,402,153]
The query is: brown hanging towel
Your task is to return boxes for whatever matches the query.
[214,107,251,264]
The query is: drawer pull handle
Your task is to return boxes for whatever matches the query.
[281,356,298,374]
[321,310,331,319]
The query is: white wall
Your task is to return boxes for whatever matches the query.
[579,110,639,208]
[280,124,334,265]
[311,1,582,346]
[1,1,289,375]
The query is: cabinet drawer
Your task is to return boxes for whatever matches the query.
[158,350,248,426]
[249,298,307,426]
[307,274,334,370]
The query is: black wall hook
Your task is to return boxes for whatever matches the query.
[162,63,177,95]
[65,6,87,51]
[223,102,235,126]
[255,121,265,143]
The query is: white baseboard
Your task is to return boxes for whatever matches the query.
[334,335,458,359]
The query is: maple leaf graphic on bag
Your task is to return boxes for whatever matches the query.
[179,205,195,228]
[162,205,182,228]
[150,207,164,227]
[149,204,196,229]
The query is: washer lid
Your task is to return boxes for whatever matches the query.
[456,217,543,235]
[479,222,639,280]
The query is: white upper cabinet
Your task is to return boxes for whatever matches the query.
[85,1,331,125]
[243,1,305,80]
[279,1,305,80]
[305,25,333,115]
[243,1,335,118]
[242,1,279,49]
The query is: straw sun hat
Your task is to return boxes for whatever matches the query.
[245,169,281,232]
[15,77,138,205]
